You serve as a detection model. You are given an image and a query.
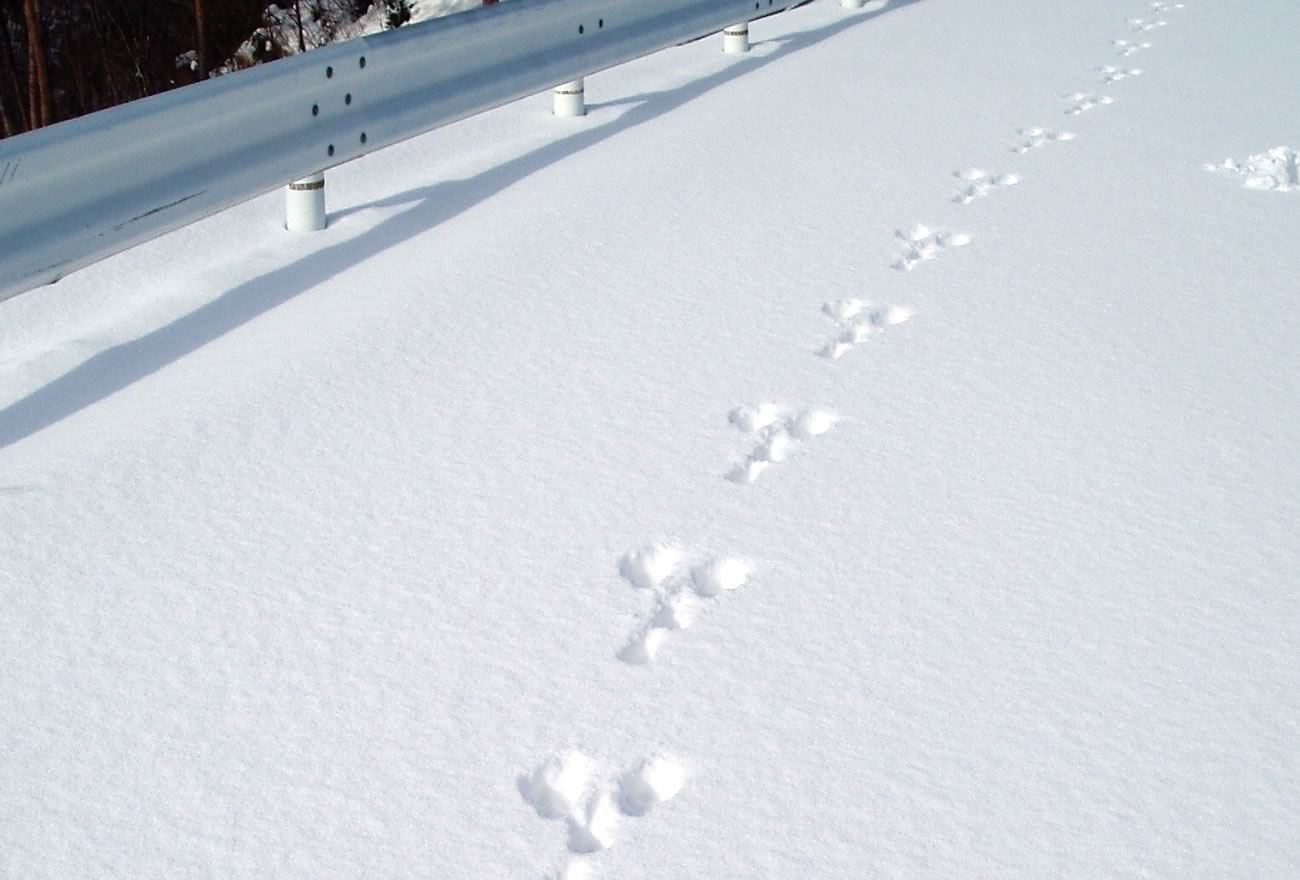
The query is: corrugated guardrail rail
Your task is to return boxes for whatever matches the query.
[0,0,819,302]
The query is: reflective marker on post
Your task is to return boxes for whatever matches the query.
[553,78,586,117]
[722,22,749,54]
[285,172,326,232]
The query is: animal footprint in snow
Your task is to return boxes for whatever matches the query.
[520,751,598,820]
[891,223,972,271]
[1204,146,1300,193]
[617,544,752,664]
[1099,65,1144,83]
[545,862,593,880]
[618,756,686,816]
[520,751,687,867]
[818,299,913,360]
[1127,17,1169,32]
[952,167,1022,204]
[1112,38,1153,57]
[1012,127,1076,153]
[726,403,837,482]
[1063,92,1116,115]
[567,792,621,854]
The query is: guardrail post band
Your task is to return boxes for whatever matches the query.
[723,23,750,54]
[286,172,327,232]
[553,78,586,117]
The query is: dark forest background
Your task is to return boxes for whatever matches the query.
[0,0,415,139]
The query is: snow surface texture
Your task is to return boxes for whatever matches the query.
[2,0,1299,878]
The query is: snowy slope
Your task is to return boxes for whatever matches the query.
[2,1,1298,878]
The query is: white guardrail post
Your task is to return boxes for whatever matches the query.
[0,0,818,300]
[723,22,750,54]
[285,172,327,231]
[553,79,587,118]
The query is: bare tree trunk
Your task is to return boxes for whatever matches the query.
[195,0,207,79]
[0,4,26,134]
[22,0,50,128]
[0,86,13,137]
[25,26,39,127]
[0,36,13,135]
[294,0,307,53]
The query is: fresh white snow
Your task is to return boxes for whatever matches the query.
[2,0,1299,878]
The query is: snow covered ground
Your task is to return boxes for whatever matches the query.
[2,0,1298,878]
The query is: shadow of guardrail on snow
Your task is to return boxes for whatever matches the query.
[0,0,920,452]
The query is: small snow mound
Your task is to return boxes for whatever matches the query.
[692,558,752,597]
[848,321,877,343]
[618,756,686,816]
[955,168,987,182]
[727,459,770,485]
[755,431,791,463]
[993,173,1022,186]
[820,340,851,360]
[791,409,837,439]
[618,627,668,665]
[729,403,781,432]
[822,299,868,322]
[520,752,595,819]
[940,231,973,247]
[872,305,914,327]
[1052,131,1077,142]
[1206,147,1299,192]
[619,544,681,591]
[900,223,933,242]
[652,594,698,631]
[566,792,621,853]
[547,861,592,880]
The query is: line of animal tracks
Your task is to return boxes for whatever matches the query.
[519,2,1202,876]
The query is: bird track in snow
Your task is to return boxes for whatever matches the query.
[951,167,1022,205]
[890,222,973,271]
[1011,127,1076,153]
[725,403,837,484]
[616,543,753,665]
[1128,17,1168,32]
[521,750,687,876]
[1098,65,1144,84]
[818,299,914,361]
[1112,38,1153,57]
[1063,92,1116,115]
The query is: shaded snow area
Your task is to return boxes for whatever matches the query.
[2,0,1298,878]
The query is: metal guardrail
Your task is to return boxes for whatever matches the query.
[0,0,813,303]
